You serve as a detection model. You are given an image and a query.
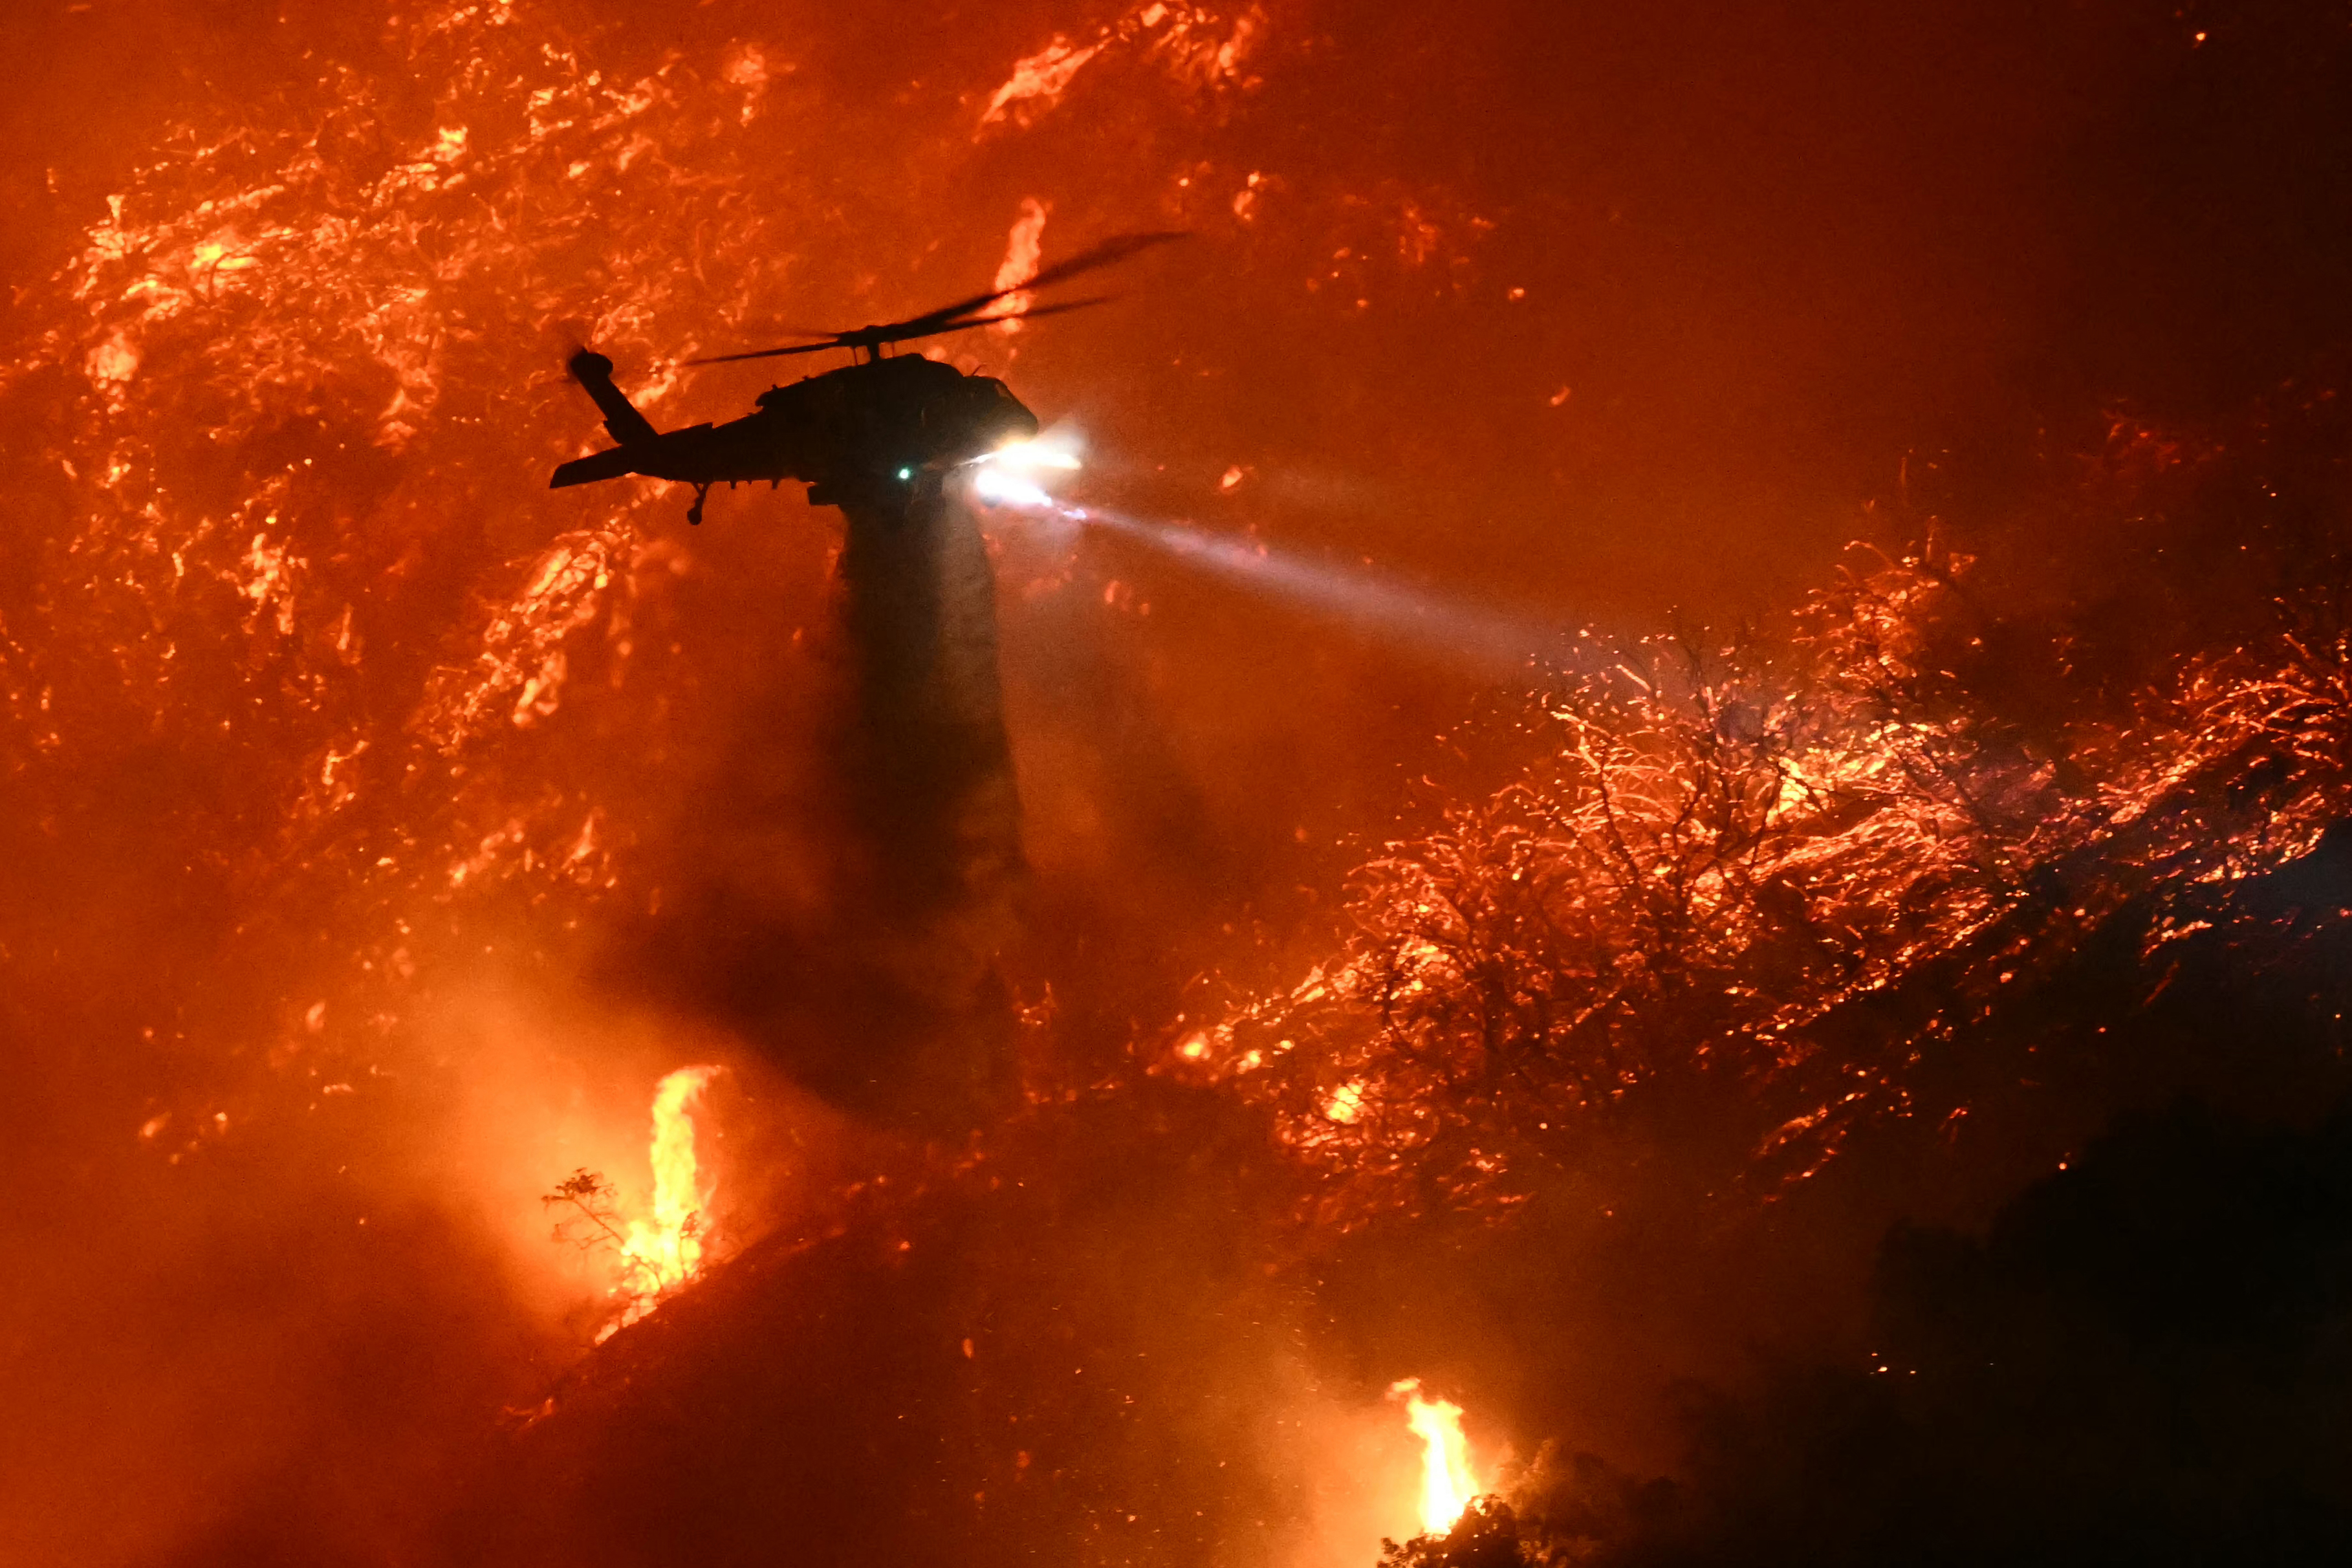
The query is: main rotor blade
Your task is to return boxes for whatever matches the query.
[886,231,1188,337]
[930,295,1114,331]
[685,337,849,365]
[849,297,1118,353]
[683,232,1182,365]
[685,296,1120,364]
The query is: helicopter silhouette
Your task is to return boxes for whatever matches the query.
[549,232,1182,522]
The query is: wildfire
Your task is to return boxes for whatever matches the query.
[611,1065,722,1331]
[1390,1377,1477,1536]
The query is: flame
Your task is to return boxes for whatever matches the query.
[980,38,1104,127]
[615,1065,721,1322]
[992,197,1051,332]
[978,5,1265,131]
[1389,1377,1475,1535]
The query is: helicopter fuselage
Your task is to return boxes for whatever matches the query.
[549,351,1038,515]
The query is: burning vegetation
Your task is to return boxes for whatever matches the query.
[4,3,2352,1566]
[1212,505,2352,1224]
[545,1063,724,1337]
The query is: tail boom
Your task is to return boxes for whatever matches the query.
[568,349,660,446]
[549,446,649,488]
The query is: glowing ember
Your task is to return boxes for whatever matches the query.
[1390,1377,1476,1535]
[614,1065,722,1327]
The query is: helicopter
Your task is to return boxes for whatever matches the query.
[549,232,1182,522]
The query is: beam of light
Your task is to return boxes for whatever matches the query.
[974,464,1056,508]
[1389,1377,1477,1536]
[981,424,1086,472]
[977,486,1581,677]
[968,424,1085,508]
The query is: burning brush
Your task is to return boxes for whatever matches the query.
[543,1065,725,1338]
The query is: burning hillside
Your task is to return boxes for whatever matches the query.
[440,390,2352,1565]
[1211,512,2352,1224]
[3,2,2351,1565]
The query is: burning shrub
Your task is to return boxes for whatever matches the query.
[543,1065,727,1340]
